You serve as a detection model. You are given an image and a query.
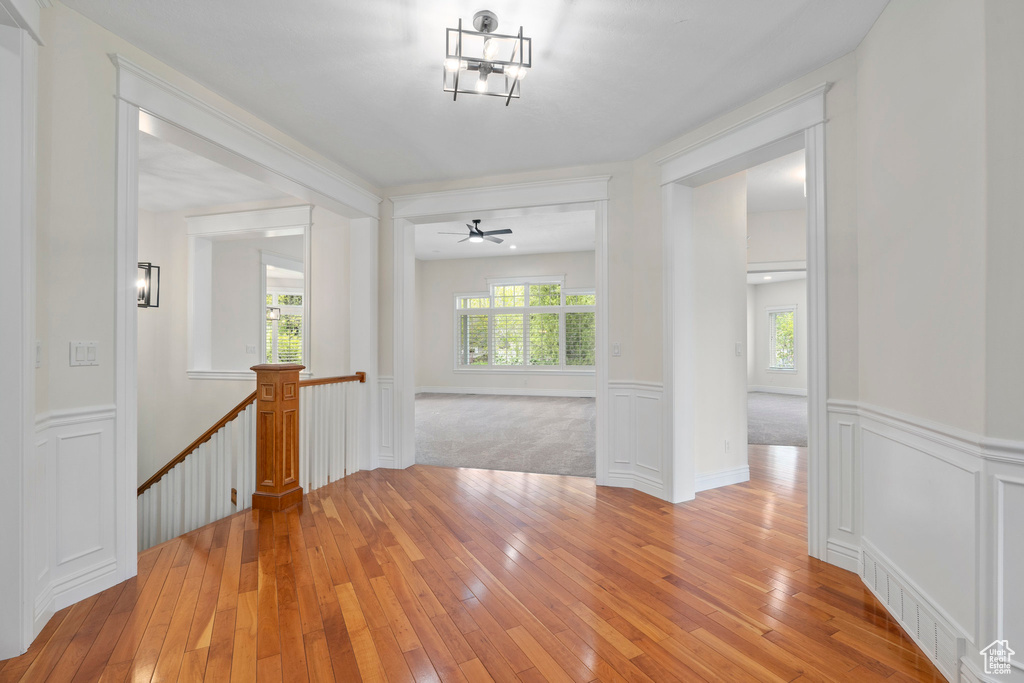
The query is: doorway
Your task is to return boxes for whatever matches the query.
[411,211,598,476]
[389,179,611,482]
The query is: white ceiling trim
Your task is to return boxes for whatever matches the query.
[186,204,311,237]
[109,54,381,218]
[391,176,610,220]
[658,83,829,186]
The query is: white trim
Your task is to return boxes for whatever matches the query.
[658,83,829,183]
[485,274,566,287]
[747,260,806,273]
[35,405,117,431]
[0,0,42,44]
[185,370,312,381]
[825,538,861,573]
[111,56,380,219]
[391,179,610,481]
[187,204,311,237]
[113,99,139,590]
[416,386,596,399]
[861,539,964,681]
[391,176,610,219]
[349,217,379,472]
[695,466,750,492]
[658,85,830,559]
[826,399,1024,465]
[608,379,664,390]
[748,386,807,397]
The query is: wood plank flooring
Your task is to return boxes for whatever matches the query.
[0,445,946,682]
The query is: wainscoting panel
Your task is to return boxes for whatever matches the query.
[378,376,395,468]
[33,406,119,623]
[827,399,1024,682]
[995,474,1024,673]
[604,382,664,498]
[861,424,978,641]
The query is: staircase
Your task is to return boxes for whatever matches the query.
[136,371,366,550]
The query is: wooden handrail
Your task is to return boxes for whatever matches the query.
[137,371,367,496]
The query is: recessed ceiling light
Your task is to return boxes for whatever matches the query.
[763,275,772,280]
[509,244,517,250]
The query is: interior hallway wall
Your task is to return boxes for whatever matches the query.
[693,172,748,478]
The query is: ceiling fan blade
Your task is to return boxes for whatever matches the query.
[466,224,476,231]
[457,237,471,243]
[481,229,513,236]
[484,236,504,244]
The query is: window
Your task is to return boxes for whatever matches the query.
[768,307,795,371]
[455,280,596,372]
[266,290,303,363]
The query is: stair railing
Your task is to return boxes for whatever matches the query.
[136,371,366,550]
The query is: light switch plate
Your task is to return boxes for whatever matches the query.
[245,344,257,354]
[69,341,99,367]
[611,342,621,357]
[735,341,743,357]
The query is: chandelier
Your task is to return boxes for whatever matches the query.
[443,10,532,105]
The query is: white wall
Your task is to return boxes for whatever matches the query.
[415,251,596,395]
[210,234,303,370]
[747,209,806,265]
[747,278,808,393]
[693,172,748,479]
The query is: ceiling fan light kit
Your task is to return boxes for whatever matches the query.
[439,219,514,244]
[443,10,532,105]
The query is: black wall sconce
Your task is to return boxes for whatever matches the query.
[138,262,160,308]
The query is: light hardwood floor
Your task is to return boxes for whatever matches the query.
[0,446,945,682]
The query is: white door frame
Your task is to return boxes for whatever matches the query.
[658,83,831,558]
[389,178,610,477]
[0,4,39,657]
[111,55,381,576]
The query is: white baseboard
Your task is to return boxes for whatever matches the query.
[861,539,963,682]
[748,385,807,397]
[695,465,750,492]
[603,471,666,500]
[825,538,861,573]
[416,386,596,398]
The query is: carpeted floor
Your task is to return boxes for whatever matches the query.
[747,391,808,447]
[415,393,596,477]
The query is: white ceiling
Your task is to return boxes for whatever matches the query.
[415,210,594,260]
[747,150,806,213]
[65,0,888,188]
[747,270,806,285]
[138,132,292,213]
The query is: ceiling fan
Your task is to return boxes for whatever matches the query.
[439,219,513,244]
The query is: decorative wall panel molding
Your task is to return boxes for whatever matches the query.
[378,376,395,468]
[604,382,665,499]
[826,399,1024,682]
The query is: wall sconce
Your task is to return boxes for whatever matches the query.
[266,307,281,321]
[137,262,160,308]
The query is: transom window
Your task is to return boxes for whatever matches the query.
[455,279,596,372]
[768,306,796,371]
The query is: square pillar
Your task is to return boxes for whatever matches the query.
[251,364,304,510]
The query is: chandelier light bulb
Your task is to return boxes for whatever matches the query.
[444,58,461,72]
[483,36,499,60]
[475,74,488,92]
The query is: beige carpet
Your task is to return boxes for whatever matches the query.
[747,391,808,447]
[415,393,596,477]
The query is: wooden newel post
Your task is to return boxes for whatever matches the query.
[251,364,304,510]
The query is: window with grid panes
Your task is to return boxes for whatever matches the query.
[266,291,303,363]
[454,281,595,372]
